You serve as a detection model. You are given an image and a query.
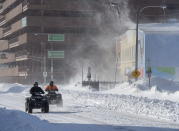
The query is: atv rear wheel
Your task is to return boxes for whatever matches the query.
[57,95,63,107]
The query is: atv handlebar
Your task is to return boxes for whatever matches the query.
[46,90,58,93]
[31,92,44,96]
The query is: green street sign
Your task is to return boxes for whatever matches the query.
[48,51,64,58]
[48,34,64,41]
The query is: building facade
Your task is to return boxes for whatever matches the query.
[0,0,103,84]
[116,30,145,81]
[117,24,179,81]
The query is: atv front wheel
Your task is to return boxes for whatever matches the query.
[28,104,32,113]
[42,102,49,113]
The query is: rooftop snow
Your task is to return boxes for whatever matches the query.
[139,23,179,32]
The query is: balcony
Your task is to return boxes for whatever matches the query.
[2,0,17,12]
[0,53,15,64]
[2,19,25,37]
[18,65,29,77]
[0,5,3,14]
[2,3,23,26]
[16,55,29,62]
[18,71,28,77]
[2,26,11,37]
[0,66,18,77]
[9,37,19,48]
[0,40,8,51]
[9,33,28,49]
[0,17,6,26]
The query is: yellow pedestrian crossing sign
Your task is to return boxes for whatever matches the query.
[132,70,141,78]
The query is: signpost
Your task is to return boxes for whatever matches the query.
[47,33,65,80]
[48,34,64,41]
[48,51,64,59]
[48,51,64,80]
[146,67,152,88]
[43,72,47,77]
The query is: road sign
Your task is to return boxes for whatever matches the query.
[43,72,47,77]
[48,34,64,41]
[146,67,152,78]
[48,51,64,58]
[132,70,141,78]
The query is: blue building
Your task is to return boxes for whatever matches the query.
[118,23,179,81]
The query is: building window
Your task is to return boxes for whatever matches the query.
[21,17,27,27]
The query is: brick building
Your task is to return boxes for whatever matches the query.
[0,0,103,83]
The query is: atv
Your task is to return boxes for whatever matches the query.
[45,91,63,107]
[25,93,49,113]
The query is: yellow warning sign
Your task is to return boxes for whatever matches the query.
[132,70,141,78]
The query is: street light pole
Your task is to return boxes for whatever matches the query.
[40,0,47,84]
[135,5,167,74]
[41,41,47,84]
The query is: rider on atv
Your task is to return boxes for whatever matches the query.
[45,81,63,106]
[26,82,49,113]
[30,82,45,95]
[45,81,58,92]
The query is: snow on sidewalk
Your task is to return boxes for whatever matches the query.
[0,107,178,131]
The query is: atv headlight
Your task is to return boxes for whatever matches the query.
[42,98,47,101]
[31,98,35,101]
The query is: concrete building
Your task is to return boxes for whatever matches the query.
[117,23,179,81]
[0,0,102,83]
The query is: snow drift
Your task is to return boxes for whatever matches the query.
[0,83,27,93]
[0,107,54,131]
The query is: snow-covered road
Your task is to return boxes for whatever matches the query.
[0,82,179,131]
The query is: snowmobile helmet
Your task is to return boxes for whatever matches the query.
[34,82,38,87]
[50,81,54,86]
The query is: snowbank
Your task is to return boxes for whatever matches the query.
[62,78,179,123]
[0,83,28,93]
[1,107,178,131]
[62,89,179,123]
[102,77,179,102]
[0,107,55,131]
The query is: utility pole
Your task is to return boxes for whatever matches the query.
[40,0,47,84]
[50,43,54,81]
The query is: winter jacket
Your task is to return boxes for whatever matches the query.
[30,86,45,95]
[45,85,58,91]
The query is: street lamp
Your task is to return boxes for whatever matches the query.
[135,5,167,74]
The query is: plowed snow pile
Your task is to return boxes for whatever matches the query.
[102,77,179,102]
[62,77,179,122]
